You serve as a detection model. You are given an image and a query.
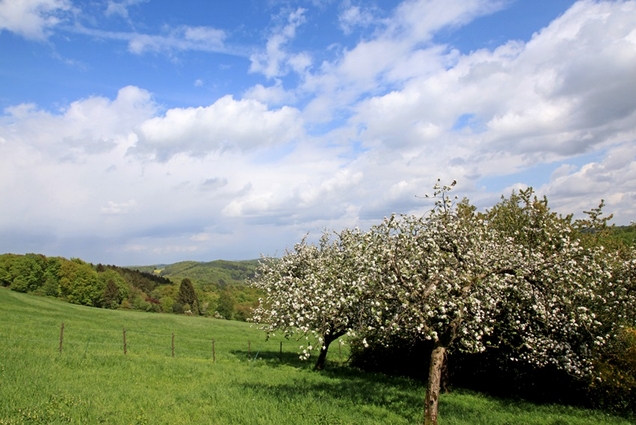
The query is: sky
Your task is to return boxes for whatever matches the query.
[1,0,635,266]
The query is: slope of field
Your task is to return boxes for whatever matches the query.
[130,259,259,288]
[1,288,632,425]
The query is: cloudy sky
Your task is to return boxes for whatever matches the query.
[1,0,635,265]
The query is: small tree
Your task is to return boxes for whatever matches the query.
[9,254,45,293]
[58,258,102,306]
[177,278,199,315]
[251,229,376,370]
[216,291,235,320]
[100,269,129,309]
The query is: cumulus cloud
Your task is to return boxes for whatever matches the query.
[278,0,636,226]
[222,167,363,222]
[348,0,636,177]
[0,86,156,159]
[132,95,304,159]
[0,0,72,40]
[243,79,297,106]
[540,141,636,223]
[299,0,502,123]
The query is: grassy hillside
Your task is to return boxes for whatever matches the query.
[130,259,260,288]
[1,288,633,425]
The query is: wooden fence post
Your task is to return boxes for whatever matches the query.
[248,340,251,358]
[123,328,127,355]
[280,341,283,361]
[212,339,216,363]
[172,333,175,357]
[59,322,64,354]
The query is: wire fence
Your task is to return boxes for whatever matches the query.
[1,322,292,363]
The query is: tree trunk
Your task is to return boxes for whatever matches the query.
[314,340,331,371]
[424,344,447,425]
[313,331,344,371]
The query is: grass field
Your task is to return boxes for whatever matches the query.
[0,288,633,424]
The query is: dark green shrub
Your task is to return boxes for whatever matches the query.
[588,328,636,413]
[215,291,235,320]
[177,278,199,315]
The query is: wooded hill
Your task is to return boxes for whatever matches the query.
[130,259,259,289]
[0,254,262,321]
[129,259,262,320]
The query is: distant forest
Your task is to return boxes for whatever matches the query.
[0,254,262,321]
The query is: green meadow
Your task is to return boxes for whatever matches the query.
[0,288,632,425]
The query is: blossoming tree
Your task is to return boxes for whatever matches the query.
[366,183,632,424]
[362,183,519,424]
[251,228,377,370]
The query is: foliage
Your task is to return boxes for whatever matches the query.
[58,259,102,306]
[215,290,235,320]
[41,257,62,297]
[177,278,199,315]
[99,269,129,309]
[612,225,636,247]
[132,259,258,288]
[0,254,173,312]
[130,259,262,321]
[589,327,636,412]
[8,253,46,293]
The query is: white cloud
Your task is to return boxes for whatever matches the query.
[104,0,146,19]
[127,25,226,54]
[0,0,72,40]
[68,23,230,57]
[133,95,304,159]
[190,233,210,242]
[299,0,504,123]
[347,0,636,177]
[222,167,363,220]
[388,0,505,42]
[338,5,376,34]
[0,86,156,158]
[249,8,310,79]
[101,199,137,215]
[540,141,636,224]
[243,79,297,105]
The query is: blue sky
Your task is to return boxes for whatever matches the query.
[1,0,635,265]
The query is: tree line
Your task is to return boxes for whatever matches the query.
[250,182,636,425]
[0,255,259,320]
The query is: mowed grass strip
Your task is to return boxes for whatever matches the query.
[0,288,632,425]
